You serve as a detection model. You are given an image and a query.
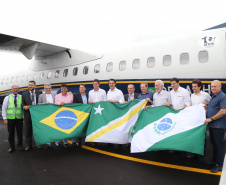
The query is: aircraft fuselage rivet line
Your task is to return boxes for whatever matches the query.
[81,145,221,176]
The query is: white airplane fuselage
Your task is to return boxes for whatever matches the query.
[0,28,226,101]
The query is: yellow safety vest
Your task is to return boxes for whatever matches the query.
[6,94,23,119]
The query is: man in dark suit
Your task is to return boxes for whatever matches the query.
[22,81,42,151]
[124,84,139,103]
[73,84,89,148]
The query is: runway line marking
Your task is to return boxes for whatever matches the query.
[82,145,221,176]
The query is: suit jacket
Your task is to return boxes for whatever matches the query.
[124,92,139,101]
[73,93,89,104]
[22,90,42,119]
[38,92,57,104]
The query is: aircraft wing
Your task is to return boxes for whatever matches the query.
[0,33,69,60]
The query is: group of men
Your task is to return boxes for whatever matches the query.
[2,77,226,173]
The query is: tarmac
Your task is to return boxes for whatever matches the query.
[0,120,225,185]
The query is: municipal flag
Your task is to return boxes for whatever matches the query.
[131,105,206,155]
[30,103,92,145]
[85,99,147,144]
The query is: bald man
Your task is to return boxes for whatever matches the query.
[2,85,23,153]
[205,80,226,173]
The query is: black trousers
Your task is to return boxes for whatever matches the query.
[209,127,225,166]
[25,116,33,147]
[7,119,23,148]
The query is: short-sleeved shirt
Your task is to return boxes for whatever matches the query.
[206,90,226,129]
[170,86,191,110]
[191,91,211,105]
[152,90,171,107]
[107,87,125,103]
[137,91,153,105]
[88,88,107,102]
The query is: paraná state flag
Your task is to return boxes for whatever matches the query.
[85,99,147,144]
[131,105,206,155]
[30,103,92,145]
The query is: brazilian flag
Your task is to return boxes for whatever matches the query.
[30,103,92,145]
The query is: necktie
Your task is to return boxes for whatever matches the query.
[31,92,34,102]
[14,94,17,107]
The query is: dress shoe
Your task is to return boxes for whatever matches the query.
[210,164,222,173]
[25,146,32,151]
[186,152,195,159]
[56,143,64,148]
[8,148,15,153]
[45,145,51,150]
[78,142,82,148]
[18,145,24,151]
[37,145,42,149]
[72,142,78,148]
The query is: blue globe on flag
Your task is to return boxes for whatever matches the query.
[157,118,173,131]
[55,110,77,129]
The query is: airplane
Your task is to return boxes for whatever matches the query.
[0,23,226,105]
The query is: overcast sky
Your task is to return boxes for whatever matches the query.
[0,0,225,74]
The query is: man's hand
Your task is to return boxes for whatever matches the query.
[88,101,94,104]
[204,118,212,125]
[24,106,30,110]
[130,97,134,101]
[144,105,151,110]
[165,102,171,107]
[45,101,50,104]
[4,119,8,125]
[109,99,115,103]
[203,103,208,110]
[60,102,65,106]
[146,98,153,104]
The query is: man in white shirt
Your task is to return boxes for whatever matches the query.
[88,79,107,104]
[107,79,125,103]
[165,77,191,110]
[38,84,60,149]
[191,79,211,106]
[147,80,171,107]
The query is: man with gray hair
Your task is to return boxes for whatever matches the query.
[145,80,170,109]
[205,80,226,173]
[124,84,139,103]
[2,85,23,153]
[38,84,60,149]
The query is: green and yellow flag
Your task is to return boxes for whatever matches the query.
[30,103,92,145]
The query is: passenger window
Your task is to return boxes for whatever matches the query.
[27,75,31,81]
[6,78,9,84]
[83,66,89,75]
[132,59,140,69]
[16,76,20,83]
[40,73,44,79]
[73,67,78,76]
[21,76,25,83]
[1,79,4,85]
[106,62,113,72]
[147,57,155,68]
[94,64,100,73]
[63,69,68,77]
[180,53,189,64]
[47,71,51,79]
[10,77,14,84]
[55,70,60,78]
[119,61,126,71]
[163,55,171,66]
[199,50,208,63]
[33,74,37,81]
